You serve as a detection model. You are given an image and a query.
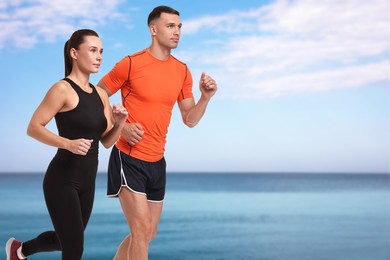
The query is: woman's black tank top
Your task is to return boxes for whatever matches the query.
[55,78,107,157]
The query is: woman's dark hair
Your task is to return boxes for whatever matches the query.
[147,6,180,26]
[64,29,99,77]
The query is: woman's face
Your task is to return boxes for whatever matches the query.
[72,36,103,74]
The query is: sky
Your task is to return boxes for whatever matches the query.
[0,0,389,174]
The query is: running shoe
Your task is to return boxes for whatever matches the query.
[5,237,25,260]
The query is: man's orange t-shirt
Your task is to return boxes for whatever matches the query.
[102,50,194,162]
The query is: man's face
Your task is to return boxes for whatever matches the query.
[151,12,182,49]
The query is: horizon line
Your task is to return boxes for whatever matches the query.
[0,171,388,175]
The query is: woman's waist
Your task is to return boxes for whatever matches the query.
[56,147,99,158]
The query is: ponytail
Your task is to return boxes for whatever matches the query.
[64,40,72,77]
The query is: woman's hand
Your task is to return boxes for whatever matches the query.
[66,139,93,155]
[112,104,128,127]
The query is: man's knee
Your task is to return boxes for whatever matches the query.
[149,229,158,242]
[132,221,153,244]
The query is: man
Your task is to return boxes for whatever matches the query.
[97,5,217,259]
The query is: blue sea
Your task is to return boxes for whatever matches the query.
[0,172,389,260]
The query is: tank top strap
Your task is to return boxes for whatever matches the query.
[63,78,96,96]
[63,78,80,94]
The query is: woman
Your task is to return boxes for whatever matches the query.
[5,29,127,260]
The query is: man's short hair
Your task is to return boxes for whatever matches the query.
[147,6,180,25]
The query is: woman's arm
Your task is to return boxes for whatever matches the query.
[27,81,93,155]
[97,87,128,148]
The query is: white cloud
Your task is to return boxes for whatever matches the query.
[182,7,264,35]
[181,0,390,99]
[2,0,388,99]
[0,0,124,49]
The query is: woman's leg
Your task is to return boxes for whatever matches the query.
[20,185,86,260]
[44,183,85,260]
[21,231,61,256]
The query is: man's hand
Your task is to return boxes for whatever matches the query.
[122,122,144,146]
[199,72,217,100]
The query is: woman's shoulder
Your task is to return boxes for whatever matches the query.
[50,79,72,93]
[40,79,72,105]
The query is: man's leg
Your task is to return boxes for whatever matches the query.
[113,235,130,260]
[114,188,163,260]
[148,200,163,241]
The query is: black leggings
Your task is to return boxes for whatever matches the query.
[22,150,98,260]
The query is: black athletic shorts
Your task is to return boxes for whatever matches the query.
[107,145,166,202]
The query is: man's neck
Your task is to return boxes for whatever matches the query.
[148,44,171,61]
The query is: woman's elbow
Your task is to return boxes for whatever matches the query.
[103,143,112,149]
[100,140,112,149]
[100,137,115,149]
[26,123,36,138]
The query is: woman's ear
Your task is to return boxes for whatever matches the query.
[70,48,77,60]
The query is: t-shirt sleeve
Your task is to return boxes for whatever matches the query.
[102,56,131,95]
[178,66,194,102]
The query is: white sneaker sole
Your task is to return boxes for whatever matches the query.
[5,237,15,260]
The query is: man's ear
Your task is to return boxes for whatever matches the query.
[150,25,157,35]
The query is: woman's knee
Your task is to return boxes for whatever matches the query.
[58,230,84,259]
[63,249,83,260]
[62,242,83,260]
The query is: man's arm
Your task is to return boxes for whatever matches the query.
[97,79,114,97]
[178,72,217,128]
[97,78,144,146]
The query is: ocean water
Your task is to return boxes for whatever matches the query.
[0,173,389,260]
